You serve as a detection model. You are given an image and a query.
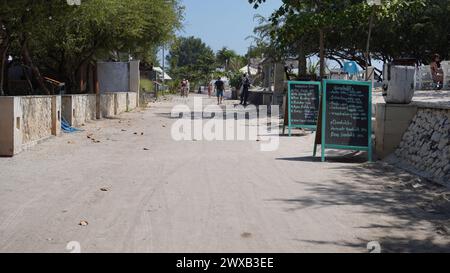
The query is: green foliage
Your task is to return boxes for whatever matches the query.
[228,71,243,89]
[0,0,183,93]
[140,79,154,93]
[216,47,238,69]
[167,36,216,85]
[248,0,450,67]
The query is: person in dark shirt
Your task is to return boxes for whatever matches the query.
[240,73,251,106]
[430,53,444,91]
[214,77,225,105]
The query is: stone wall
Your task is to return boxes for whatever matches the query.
[115,92,128,115]
[73,95,96,125]
[100,93,115,118]
[127,92,137,111]
[375,103,418,159]
[1,92,137,156]
[62,95,96,127]
[394,108,450,186]
[20,96,53,144]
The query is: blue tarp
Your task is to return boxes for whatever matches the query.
[61,117,83,133]
[343,61,360,75]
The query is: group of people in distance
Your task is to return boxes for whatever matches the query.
[211,73,251,105]
[180,79,190,97]
[182,73,252,106]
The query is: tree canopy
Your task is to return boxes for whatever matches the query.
[248,0,450,77]
[167,36,216,85]
[0,0,183,95]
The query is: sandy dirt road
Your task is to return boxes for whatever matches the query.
[0,94,448,253]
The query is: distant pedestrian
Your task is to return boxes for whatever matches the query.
[430,53,444,91]
[180,79,188,97]
[240,73,251,106]
[186,80,190,97]
[208,82,213,98]
[214,77,225,105]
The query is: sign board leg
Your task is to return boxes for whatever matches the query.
[313,140,317,157]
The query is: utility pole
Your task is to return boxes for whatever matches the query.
[162,45,165,87]
[365,0,381,80]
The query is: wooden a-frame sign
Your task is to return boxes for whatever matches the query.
[314,80,373,162]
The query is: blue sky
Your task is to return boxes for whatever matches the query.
[178,0,283,55]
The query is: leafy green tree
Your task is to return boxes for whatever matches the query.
[167,36,216,85]
[249,0,450,77]
[0,0,183,94]
[216,47,238,70]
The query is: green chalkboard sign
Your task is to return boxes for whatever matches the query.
[315,80,372,162]
[287,81,321,136]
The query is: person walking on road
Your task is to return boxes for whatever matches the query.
[214,77,225,105]
[186,80,190,97]
[180,79,188,97]
[240,73,251,106]
[431,53,444,91]
[208,82,213,98]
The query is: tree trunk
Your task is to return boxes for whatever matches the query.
[319,29,325,78]
[298,40,307,77]
[0,29,8,96]
[0,40,8,96]
[21,40,51,95]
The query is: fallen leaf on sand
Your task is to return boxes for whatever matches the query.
[162,124,166,128]
[435,225,448,236]
[79,220,89,227]
[241,232,252,238]
[143,148,150,151]
[121,129,127,132]
[100,187,109,192]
